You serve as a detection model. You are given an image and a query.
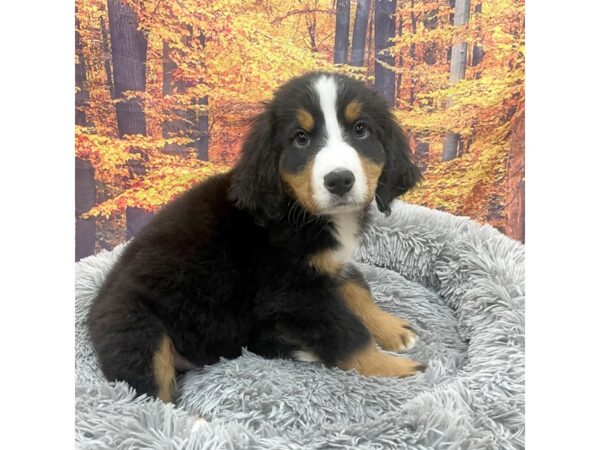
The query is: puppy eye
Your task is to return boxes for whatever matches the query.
[353,121,369,139]
[294,131,310,148]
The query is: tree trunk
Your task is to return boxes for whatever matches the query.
[366,5,375,80]
[163,32,209,161]
[75,18,89,127]
[408,0,417,105]
[350,0,372,67]
[441,0,471,162]
[415,141,429,171]
[75,16,96,260]
[75,158,97,260]
[374,0,397,105]
[306,9,318,53]
[423,6,439,65]
[505,113,525,243]
[334,0,351,64]
[441,133,459,161]
[416,4,440,168]
[107,0,147,136]
[471,2,484,69]
[194,96,209,160]
[395,13,403,98]
[100,16,115,99]
[107,0,153,239]
[195,31,209,161]
[162,42,175,96]
[472,42,483,67]
[162,41,187,155]
[447,0,455,62]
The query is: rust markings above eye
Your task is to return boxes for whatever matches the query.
[344,100,362,123]
[296,109,314,132]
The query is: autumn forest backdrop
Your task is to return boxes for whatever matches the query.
[75,0,525,261]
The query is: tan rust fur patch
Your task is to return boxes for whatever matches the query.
[296,109,314,132]
[344,100,362,123]
[153,335,176,403]
[308,250,343,276]
[360,157,384,201]
[338,341,423,377]
[340,280,415,351]
[280,159,319,214]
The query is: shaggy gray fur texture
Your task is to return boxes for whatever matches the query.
[75,201,525,449]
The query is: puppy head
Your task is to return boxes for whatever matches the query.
[228,73,421,224]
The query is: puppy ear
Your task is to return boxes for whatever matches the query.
[228,110,286,225]
[375,115,422,215]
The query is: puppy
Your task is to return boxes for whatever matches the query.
[88,72,424,403]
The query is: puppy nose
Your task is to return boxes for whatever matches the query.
[324,169,355,196]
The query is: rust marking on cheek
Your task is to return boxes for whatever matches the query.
[296,109,314,132]
[344,100,362,123]
[279,158,319,214]
[360,156,384,201]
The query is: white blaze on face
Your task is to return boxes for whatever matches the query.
[312,75,368,211]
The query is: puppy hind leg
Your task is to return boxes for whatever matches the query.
[247,324,305,360]
[89,306,177,403]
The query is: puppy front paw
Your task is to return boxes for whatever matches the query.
[340,345,426,378]
[373,313,418,352]
[382,355,426,378]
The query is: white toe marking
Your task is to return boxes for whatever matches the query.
[292,350,321,362]
[191,417,208,432]
[404,332,418,350]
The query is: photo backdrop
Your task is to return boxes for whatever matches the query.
[75,0,525,261]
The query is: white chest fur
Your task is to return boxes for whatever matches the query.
[330,213,360,265]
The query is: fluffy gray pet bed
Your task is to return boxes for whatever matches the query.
[75,201,524,449]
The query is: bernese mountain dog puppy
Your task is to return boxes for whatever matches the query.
[88,72,424,403]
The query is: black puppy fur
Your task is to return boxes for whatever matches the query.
[88,72,423,402]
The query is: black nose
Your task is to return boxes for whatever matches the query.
[324,170,355,196]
